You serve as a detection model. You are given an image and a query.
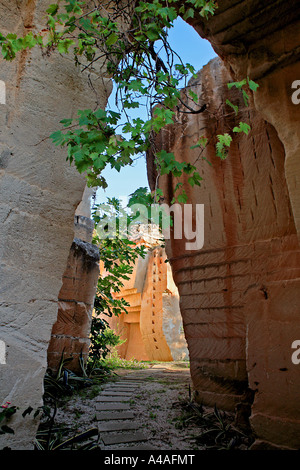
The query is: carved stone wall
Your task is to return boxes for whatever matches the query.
[102,230,189,362]
[151,55,300,449]
[0,0,299,452]
[47,188,100,375]
[186,1,300,449]
[47,237,100,374]
[0,0,110,449]
[189,0,300,242]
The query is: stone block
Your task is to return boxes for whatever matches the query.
[101,432,148,446]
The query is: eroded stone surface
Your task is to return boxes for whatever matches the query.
[47,238,100,374]
[184,2,300,449]
[150,53,300,448]
[0,0,110,449]
[103,229,188,362]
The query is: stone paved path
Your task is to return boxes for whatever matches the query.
[96,377,155,450]
[95,363,192,450]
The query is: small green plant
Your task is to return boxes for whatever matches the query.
[34,421,99,451]
[34,352,105,451]
[101,349,148,370]
[87,197,148,375]
[88,324,127,372]
[74,409,83,420]
[0,402,18,435]
[175,400,254,450]
[44,351,96,401]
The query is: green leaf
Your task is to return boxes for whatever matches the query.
[188,90,198,102]
[174,182,183,192]
[248,77,259,92]
[94,108,107,120]
[6,33,17,40]
[177,190,188,204]
[242,89,249,106]
[190,136,208,150]
[216,133,232,160]
[227,79,247,90]
[47,15,56,29]
[46,4,59,15]
[226,99,239,115]
[57,38,75,54]
[188,172,202,187]
[233,122,251,135]
[106,33,118,46]
[218,133,232,146]
[127,79,144,93]
[183,8,195,20]
[50,130,64,146]
[60,118,73,127]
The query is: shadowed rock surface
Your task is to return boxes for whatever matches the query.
[149,54,300,449]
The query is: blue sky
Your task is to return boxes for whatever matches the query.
[95,17,217,205]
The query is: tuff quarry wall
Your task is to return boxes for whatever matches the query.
[0,0,110,449]
[47,236,100,375]
[190,0,300,242]
[102,230,189,362]
[149,0,300,447]
[47,188,100,375]
[0,0,299,452]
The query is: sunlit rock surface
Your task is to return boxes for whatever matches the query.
[0,0,110,449]
[102,225,189,362]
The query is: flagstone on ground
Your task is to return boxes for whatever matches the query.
[95,362,192,450]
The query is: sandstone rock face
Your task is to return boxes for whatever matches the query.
[162,264,189,361]
[47,188,100,375]
[47,237,100,375]
[0,0,110,449]
[102,228,188,362]
[150,54,300,448]
[187,1,300,449]
[189,0,300,242]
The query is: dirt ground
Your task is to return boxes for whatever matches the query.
[111,362,197,450]
[53,362,200,450]
[49,361,253,451]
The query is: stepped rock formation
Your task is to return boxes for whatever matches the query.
[102,226,189,362]
[0,0,109,449]
[149,24,300,448]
